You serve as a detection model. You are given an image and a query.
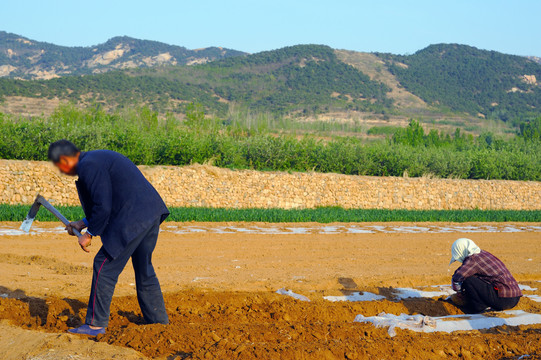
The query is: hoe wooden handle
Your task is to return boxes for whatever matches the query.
[37,195,83,237]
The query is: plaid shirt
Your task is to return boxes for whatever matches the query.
[452,250,522,298]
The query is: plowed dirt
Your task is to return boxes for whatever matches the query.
[0,222,540,359]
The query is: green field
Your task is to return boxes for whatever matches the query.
[1,204,540,223]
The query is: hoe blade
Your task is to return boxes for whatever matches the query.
[19,196,42,232]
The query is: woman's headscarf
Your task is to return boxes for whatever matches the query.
[449,238,481,265]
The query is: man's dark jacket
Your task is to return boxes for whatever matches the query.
[75,150,169,259]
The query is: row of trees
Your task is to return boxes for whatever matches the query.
[0,106,539,181]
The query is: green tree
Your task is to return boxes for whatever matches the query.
[519,117,541,141]
[392,119,425,146]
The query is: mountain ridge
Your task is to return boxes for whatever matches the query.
[379,43,541,121]
[0,31,246,79]
[0,33,540,128]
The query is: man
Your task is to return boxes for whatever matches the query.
[48,140,170,336]
[449,238,522,313]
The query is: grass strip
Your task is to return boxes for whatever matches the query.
[1,204,540,223]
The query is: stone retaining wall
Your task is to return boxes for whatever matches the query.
[0,160,539,210]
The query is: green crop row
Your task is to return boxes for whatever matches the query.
[1,204,540,223]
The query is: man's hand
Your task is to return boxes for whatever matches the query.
[66,220,86,236]
[78,233,92,253]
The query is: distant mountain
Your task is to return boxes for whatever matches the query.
[0,38,540,124]
[0,44,391,115]
[0,31,246,79]
[527,56,541,65]
[379,44,541,121]
[188,44,392,113]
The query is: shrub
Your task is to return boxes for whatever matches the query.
[0,106,539,181]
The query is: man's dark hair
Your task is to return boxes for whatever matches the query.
[48,140,80,163]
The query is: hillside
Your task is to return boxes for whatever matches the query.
[0,31,245,79]
[0,45,392,116]
[151,44,392,113]
[528,56,541,65]
[335,50,427,110]
[380,44,541,122]
[0,36,540,130]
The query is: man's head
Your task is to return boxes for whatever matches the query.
[48,140,81,176]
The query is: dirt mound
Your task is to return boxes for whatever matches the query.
[1,290,541,359]
[0,321,147,360]
[0,253,89,275]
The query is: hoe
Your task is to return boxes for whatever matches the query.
[20,194,82,236]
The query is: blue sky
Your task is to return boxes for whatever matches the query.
[3,0,540,56]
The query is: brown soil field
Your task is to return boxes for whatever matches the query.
[0,222,540,359]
